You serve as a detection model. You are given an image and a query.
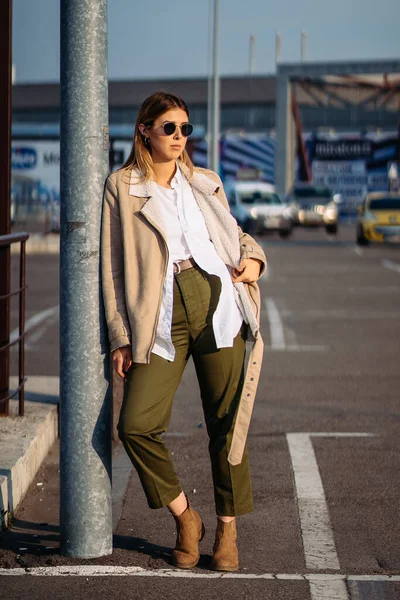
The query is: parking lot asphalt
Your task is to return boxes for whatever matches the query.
[2,224,400,599]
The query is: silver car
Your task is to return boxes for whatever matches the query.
[224,180,293,237]
[285,183,339,234]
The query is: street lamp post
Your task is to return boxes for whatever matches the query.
[59,0,112,558]
[210,0,220,174]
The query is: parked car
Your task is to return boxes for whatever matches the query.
[356,192,400,245]
[285,183,340,234]
[224,180,293,237]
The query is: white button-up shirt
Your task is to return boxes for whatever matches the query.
[152,167,243,361]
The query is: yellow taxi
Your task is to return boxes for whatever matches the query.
[356,192,400,245]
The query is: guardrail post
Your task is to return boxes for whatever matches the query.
[60,0,112,557]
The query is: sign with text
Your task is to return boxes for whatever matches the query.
[312,160,368,212]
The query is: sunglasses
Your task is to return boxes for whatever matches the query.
[159,122,194,137]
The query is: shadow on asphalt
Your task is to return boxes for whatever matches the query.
[0,519,59,559]
[113,533,171,561]
[113,533,212,568]
[0,520,212,569]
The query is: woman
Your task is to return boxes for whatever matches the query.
[101,91,266,572]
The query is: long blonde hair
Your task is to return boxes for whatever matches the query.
[121,91,194,181]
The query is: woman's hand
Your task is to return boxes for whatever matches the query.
[112,345,133,379]
[231,258,262,284]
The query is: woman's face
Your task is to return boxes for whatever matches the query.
[139,108,190,162]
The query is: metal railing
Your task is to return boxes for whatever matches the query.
[0,232,29,417]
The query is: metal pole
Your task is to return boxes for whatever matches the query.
[249,34,255,74]
[0,0,12,416]
[301,30,307,63]
[276,70,295,196]
[60,0,112,558]
[207,0,213,169]
[210,0,220,174]
[275,32,281,71]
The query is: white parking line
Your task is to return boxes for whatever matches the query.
[25,311,59,349]
[286,433,340,572]
[309,577,349,600]
[382,259,400,273]
[1,566,400,581]
[286,432,374,574]
[10,305,59,346]
[265,298,285,349]
[264,299,328,352]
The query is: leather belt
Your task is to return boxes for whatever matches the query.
[173,257,196,275]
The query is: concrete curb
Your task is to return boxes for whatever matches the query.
[0,376,132,534]
[0,377,59,531]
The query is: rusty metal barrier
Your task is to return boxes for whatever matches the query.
[0,232,29,417]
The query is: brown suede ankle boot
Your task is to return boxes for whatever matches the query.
[210,518,239,572]
[171,501,205,569]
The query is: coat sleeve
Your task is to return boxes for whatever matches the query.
[213,173,267,279]
[101,176,131,351]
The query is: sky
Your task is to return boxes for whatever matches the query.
[12,0,400,84]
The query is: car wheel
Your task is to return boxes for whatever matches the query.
[242,218,257,235]
[325,224,338,234]
[279,228,292,238]
[356,225,369,246]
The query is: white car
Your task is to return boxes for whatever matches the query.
[224,180,293,237]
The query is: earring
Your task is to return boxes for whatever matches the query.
[144,137,150,146]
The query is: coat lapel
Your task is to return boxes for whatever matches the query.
[128,169,152,198]
[128,168,167,240]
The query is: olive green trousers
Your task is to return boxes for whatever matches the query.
[118,265,253,516]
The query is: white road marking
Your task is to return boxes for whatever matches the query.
[353,246,364,256]
[286,432,374,572]
[279,305,298,348]
[309,577,349,600]
[265,298,285,349]
[10,305,59,346]
[1,566,400,582]
[25,311,59,349]
[286,432,340,571]
[382,259,400,273]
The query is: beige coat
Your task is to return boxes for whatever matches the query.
[101,161,266,464]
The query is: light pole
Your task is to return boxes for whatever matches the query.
[210,0,220,174]
[59,0,112,558]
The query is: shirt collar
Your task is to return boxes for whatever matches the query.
[170,165,182,190]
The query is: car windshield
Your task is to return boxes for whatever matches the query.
[369,198,400,210]
[239,191,282,205]
[293,187,331,205]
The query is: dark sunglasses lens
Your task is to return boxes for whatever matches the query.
[163,122,176,135]
[181,123,193,137]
